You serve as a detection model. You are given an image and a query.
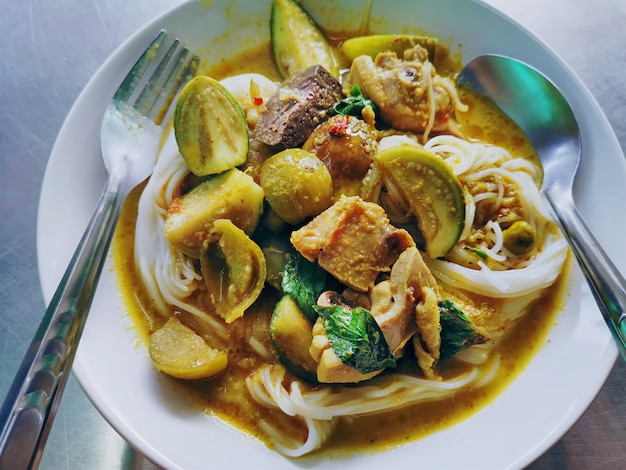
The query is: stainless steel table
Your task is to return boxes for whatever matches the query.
[1,0,625,468]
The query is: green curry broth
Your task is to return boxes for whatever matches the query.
[112,40,569,455]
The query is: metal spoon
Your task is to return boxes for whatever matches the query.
[458,54,626,360]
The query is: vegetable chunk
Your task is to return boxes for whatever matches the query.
[260,149,333,225]
[340,34,438,63]
[200,219,267,324]
[270,295,318,383]
[164,169,264,258]
[271,0,339,78]
[375,145,465,258]
[303,114,379,197]
[149,316,228,380]
[174,76,249,176]
[502,220,536,255]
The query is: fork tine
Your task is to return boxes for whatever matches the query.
[113,30,168,102]
[133,38,182,115]
[150,53,200,126]
[113,30,200,126]
[135,38,200,125]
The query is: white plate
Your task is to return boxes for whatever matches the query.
[37,0,625,468]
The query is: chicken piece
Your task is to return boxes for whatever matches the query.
[406,246,442,379]
[410,247,442,356]
[368,250,419,356]
[317,289,371,311]
[369,280,414,359]
[310,318,381,383]
[303,114,378,197]
[370,246,442,379]
[310,247,441,384]
[290,195,415,292]
[350,45,464,138]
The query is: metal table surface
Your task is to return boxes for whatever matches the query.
[1,0,625,468]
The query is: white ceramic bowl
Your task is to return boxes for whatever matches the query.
[38,1,625,468]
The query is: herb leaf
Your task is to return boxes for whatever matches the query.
[314,305,396,374]
[333,85,377,117]
[469,248,488,260]
[439,299,487,359]
[281,252,326,322]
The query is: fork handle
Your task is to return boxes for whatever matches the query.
[546,188,626,360]
[0,169,127,469]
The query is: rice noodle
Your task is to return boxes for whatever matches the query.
[422,61,436,142]
[245,359,499,454]
[134,135,228,337]
[247,364,483,420]
[426,234,566,298]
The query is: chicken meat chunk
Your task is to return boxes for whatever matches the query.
[290,195,415,292]
[350,45,466,138]
[310,246,443,383]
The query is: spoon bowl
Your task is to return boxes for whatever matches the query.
[458,54,626,359]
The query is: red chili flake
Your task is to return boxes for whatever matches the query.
[253,96,264,106]
[436,109,449,123]
[168,197,182,214]
[393,37,400,43]
[329,115,350,135]
[197,233,206,244]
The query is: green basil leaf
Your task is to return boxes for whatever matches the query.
[469,248,488,260]
[281,252,326,322]
[439,299,487,359]
[333,85,377,117]
[314,305,396,374]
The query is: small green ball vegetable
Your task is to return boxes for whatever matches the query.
[260,149,333,225]
[502,220,536,255]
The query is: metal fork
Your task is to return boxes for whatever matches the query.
[0,30,199,469]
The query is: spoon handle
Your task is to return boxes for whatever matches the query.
[546,189,626,359]
[0,171,126,469]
